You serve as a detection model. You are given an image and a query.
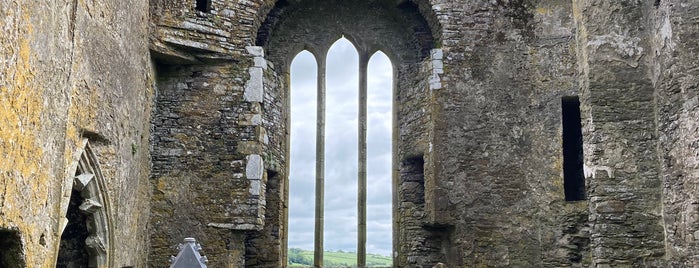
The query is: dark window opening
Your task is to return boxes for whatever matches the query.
[562,96,585,201]
[196,0,211,12]
[195,0,211,12]
[400,156,425,204]
[0,228,25,268]
[56,189,90,268]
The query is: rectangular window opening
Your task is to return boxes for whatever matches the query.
[562,96,585,201]
[196,0,211,12]
[400,156,425,204]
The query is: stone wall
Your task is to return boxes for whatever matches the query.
[575,0,669,266]
[146,0,699,266]
[427,0,592,266]
[0,0,153,267]
[148,1,287,266]
[149,51,284,266]
[650,0,699,266]
[2,0,698,267]
[150,63,251,267]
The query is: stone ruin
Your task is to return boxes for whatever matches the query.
[0,0,698,267]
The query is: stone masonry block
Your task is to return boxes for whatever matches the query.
[246,154,263,180]
[236,141,261,155]
[240,114,262,126]
[249,179,261,196]
[429,73,442,90]
[254,57,267,70]
[431,48,443,60]
[432,59,443,70]
[246,46,265,57]
[256,126,269,145]
[429,48,444,90]
[244,67,264,102]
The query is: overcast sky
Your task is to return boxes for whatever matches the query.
[288,38,394,257]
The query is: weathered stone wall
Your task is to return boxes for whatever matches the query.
[395,58,441,267]
[149,53,284,266]
[244,45,288,268]
[0,0,153,267]
[650,0,699,266]
[149,0,276,62]
[426,0,592,266]
[147,0,698,266]
[575,0,666,266]
[3,0,698,267]
[150,63,249,267]
[148,1,287,266]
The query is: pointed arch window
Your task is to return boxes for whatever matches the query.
[288,38,394,267]
[57,140,112,268]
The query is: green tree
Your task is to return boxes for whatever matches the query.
[288,248,312,265]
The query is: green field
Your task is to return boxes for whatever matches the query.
[288,248,392,267]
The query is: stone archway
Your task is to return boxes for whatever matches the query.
[253,1,444,266]
[57,140,113,268]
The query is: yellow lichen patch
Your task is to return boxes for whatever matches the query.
[0,12,51,267]
[0,41,42,177]
[536,7,550,15]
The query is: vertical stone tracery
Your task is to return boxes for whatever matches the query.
[314,49,327,268]
[260,0,438,264]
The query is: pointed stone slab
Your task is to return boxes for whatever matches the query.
[73,173,94,191]
[79,199,102,214]
[170,238,208,268]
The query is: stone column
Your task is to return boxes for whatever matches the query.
[314,54,327,268]
[282,70,291,268]
[357,51,369,268]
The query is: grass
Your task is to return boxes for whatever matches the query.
[288,248,392,267]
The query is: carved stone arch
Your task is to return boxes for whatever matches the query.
[57,140,113,268]
[258,0,438,67]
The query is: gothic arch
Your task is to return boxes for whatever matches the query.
[57,140,113,268]
[256,0,438,71]
[255,0,443,266]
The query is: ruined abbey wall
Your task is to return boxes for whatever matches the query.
[428,0,585,265]
[0,0,153,267]
[650,1,699,266]
[0,0,697,267]
[148,0,286,266]
[147,0,699,266]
